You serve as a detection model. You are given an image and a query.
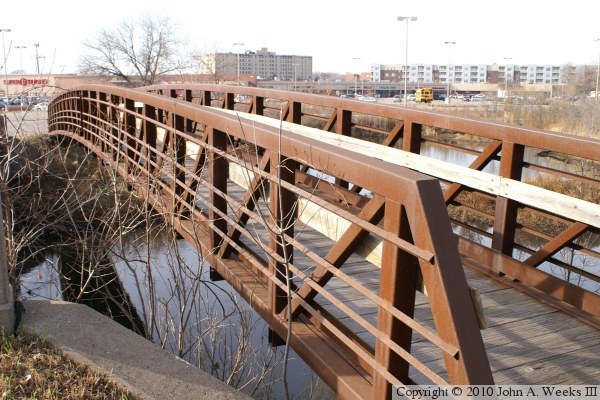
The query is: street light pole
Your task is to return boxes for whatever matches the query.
[398,16,417,106]
[15,45,26,108]
[15,45,26,75]
[352,57,361,96]
[34,43,39,75]
[293,63,298,91]
[503,57,512,99]
[232,42,244,84]
[0,29,10,100]
[595,38,600,103]
[444,41,455,103]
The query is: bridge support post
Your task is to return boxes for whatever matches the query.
[252,96,264,116]
[268,153,296,347]
[373,200,419,398]
[492,142,524,257]
[335,109,352,189]
[402,121,422,153]
[208,128,228,282]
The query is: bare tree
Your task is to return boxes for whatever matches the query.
[79,15,186,86]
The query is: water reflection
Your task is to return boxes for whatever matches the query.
[22,232,329,399]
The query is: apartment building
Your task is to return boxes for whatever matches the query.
[372,63,566,85]
[202,48,312,82]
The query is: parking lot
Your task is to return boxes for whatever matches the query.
[1,110,48,136]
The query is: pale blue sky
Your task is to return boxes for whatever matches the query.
[2,0,599,75]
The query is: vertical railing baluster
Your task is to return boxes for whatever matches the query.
[142,105,157,174]
[77,91,85,139]
[224,92,235,110]
[173,113,186,205]
[287,101,301,124]
[202,90,211,107]
[373,199,419,398]
[336,109,352,136]
[98,93,107,152]
[185,89,194,134]
[208,127,228,281]
[492,142,524,257]
[253,95,264,116]
[335,109,352,188]
[268,153,297,346]
[87,91,97,144]
[109,95,120,161]
[124,99,137,178]
[402,121,422,153]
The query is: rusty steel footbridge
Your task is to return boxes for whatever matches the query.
[47,85,600,399]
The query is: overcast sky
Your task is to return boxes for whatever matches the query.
[2,0,599,75]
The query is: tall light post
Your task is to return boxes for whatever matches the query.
[352,57,361,95]
[444,41,455,103]
[15,45,26,75]
[398,16,417,106]
[595,38,600,102]
[0,29,10,100]
[15,45,26,108]
[232,42,244,84]
[33,43,40,75]
[37,56,45,75]
[503,56,512,99]
[293,63,298,91]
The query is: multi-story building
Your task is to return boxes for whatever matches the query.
[371,63,565,85]
[202,47,312,82]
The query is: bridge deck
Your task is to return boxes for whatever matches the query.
[218,181,600,386]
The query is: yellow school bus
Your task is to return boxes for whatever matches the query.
[416,88,433,103]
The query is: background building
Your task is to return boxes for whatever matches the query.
[202,47,312,82]
[371,63,568,85]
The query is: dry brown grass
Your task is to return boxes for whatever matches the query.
[439,100,600,139]
[0,332,138,399]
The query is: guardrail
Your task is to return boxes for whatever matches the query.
[142,84,600,326]
[49,85,494,399]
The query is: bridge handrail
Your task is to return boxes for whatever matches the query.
[48,85,495,397]
[141,84,600,326]
[140,84,600,162]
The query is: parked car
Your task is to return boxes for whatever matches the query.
[0,101,5,111]
[393,95,403,102]
[471,94,485,102]
[406,94,417,101]
[360,96,377,103]
[433,93,446,101]
[33,102,49,111]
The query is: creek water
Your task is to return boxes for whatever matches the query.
[19,138,599,397]
[20,237,324,399]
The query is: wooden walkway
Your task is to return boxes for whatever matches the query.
[209,180,600,386]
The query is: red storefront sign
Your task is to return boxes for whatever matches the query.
[3,78,49,86]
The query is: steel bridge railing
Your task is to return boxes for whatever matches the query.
[48,85,494,399]
[142,84,600,327]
